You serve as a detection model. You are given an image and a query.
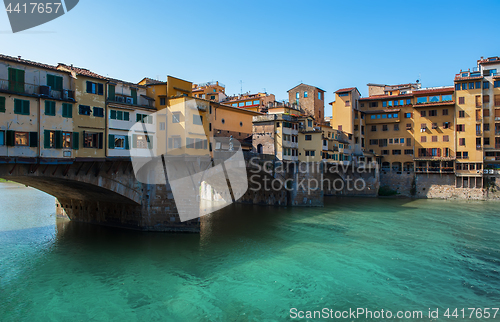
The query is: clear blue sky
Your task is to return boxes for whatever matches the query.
[1,0,499,116]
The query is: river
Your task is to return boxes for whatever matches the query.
[1,182,499,321]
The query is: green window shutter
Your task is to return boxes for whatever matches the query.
[0,96,5,113]
[62,103,72,118]
[44,130,51,148]
[55,130,63,149]
[108,85,115,101]
[125,136,129,150]
[6,130,15,146]
[72,132,79,150]
[29,132,38,147]
[8,68,16,91]
[23,100,30,115]
[98,133,103,149]
[47,74,54,88]
[132,134,137,148]
[8,68,24,92]
[55,76,63,92]
[14,99,21,114]
[108,134,115,149]
[45,101,55,116]
[110,110,116,119]
[124,112,129,121]
[117,111,123,120]
[147,136,153,149]
[131,89,137,104]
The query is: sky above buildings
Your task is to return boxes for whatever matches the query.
[1,0,499,116]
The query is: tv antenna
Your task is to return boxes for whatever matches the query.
[240,80,243,95]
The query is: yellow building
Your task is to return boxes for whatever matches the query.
[223,92,275,113]
[57,64,108,159]
[252,114,299,161]
[192,81,226,102]
[298,116,322,162]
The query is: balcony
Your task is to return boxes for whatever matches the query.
[477,145,483,150]
[0,79,73,100]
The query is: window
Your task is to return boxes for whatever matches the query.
[382,150,389,155]
[429,96,439,103]
[8,68,25,92]
[459,138,466,146]
[484,95,490,105]
[93,107,104,117]
[443,135,449,142]
[429,110,437,116]
[382,125,388,131]
[79,105,91,116]
[406,138,412,146]
[83,132,103,149]
[432,123,438,129]
[455,84,461,91]
[494,81,500,88]
[369,139,378,145]
[382,101,387,107]
[485,137,490,145]
[392,150,401,155]
[371,125,377,132]
[133,134,151,149]
[406,99,411,105]
[417,97,428,104]
[15,132,29,146]
[389,138,393,144]
[345,100,350,107]
[463,151,469,159]
[432,136,438,142]
[0,130,4,146]
[245,101,251,106]
[221,119,225,124]
[388,101,393,107]
[137,114,153,124]
[443,109,448,116]
[443,122,450,129]
[240,121,243,127]
[238,102,244,107]
[406,123,412,130]
[296,92,299,99]
[253,100,260,105]
[0,96,5,113]
[459,97,465,105]
[485,123,490,131]
[160,98,166,105]
[405,149,413,155]
[62,103,72,118]
[112,135,126,149]
[305,135,312,141]
[47,74,63,91]
[394,124,399,131]
[462,83,467,90]
[483,82,490,89]
[457,124,465,132]
[468,82,475,90]
[304,91,308,98]
[484,109,490,117]
[14,99,30,115]
[420,111,426,117]
[421,136,427,143]
[318,92,322,100]
[86,81,104,95]
[405,113,412,118]
[193,115,203,125]
[45,101,56,116]
[172,112,180,123]
[160,122,166,130]
[459,110,465,118]
[421,123,427,130]
[442,95,452,102]
[305,150,315,157]
[62,132,72,149]
[211,96,215,100]
[370,102,378,108]
[495,95,500,107]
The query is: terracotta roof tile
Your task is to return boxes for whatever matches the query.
[57,63,108,80]
[335,87,356,93]
[0,53,64,72]
[359,93,413,101]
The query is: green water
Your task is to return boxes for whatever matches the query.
[1,183,500,321]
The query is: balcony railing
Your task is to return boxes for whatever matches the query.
[0,79,69,100]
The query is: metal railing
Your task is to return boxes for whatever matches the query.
[0,79,66,100]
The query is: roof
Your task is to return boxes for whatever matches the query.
[454,75,483,81]
[359,93,413,101]
[57,63,108,80]
[287,83,326,93]
[108,78,146,88]
[138,77,166,85]
[335,87,357,94]
[413,87,454,95]
[0,54,69,73]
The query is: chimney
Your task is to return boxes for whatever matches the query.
[17,56,21,60]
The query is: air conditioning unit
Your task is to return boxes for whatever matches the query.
[126,97,134,104]
[39,85,50,96]
[63,90,75,100]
